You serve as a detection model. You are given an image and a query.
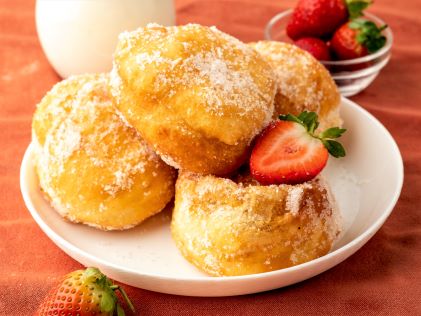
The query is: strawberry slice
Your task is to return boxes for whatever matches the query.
[250,112,346,185]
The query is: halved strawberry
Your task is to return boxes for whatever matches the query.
[250,112,346,185]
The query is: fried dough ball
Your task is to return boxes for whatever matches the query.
[171,172,341,276]
[111,24,276,175]
[249,41,342,130]
[32,74,176,230]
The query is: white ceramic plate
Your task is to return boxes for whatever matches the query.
[21,98,403,297]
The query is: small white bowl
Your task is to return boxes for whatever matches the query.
[265,10,393,97]
[21,98,403,297]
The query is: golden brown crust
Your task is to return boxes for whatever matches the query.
[112,24,276,175]
[32,74,176,230]
[249,41,342,130]
[171,172,341,276]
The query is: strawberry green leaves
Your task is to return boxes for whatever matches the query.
[100,291,116,314]
[319,127,347,139]
[322,139,346,158]
[345,0,372,19]
[319,127,346,158]
[117,304,126,316]
[349,18,387,53]
[298,111,319,133]
[279,111,319,133]
[82,267,135,316]
[279,111,346,158]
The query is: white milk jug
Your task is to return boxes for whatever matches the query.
[36,0,175,78]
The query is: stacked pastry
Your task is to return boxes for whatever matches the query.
[33,24,342,276]
[32,74,176,230]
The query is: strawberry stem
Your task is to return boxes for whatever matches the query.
[111,285,136,313]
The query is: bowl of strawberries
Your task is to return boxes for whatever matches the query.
[265,0,392,97]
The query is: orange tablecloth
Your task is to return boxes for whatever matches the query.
[1,0,420,315]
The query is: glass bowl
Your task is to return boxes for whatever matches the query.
[264,10,393,97]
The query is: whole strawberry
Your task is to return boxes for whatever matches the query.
[286,0,372,40]
[331,19,387,60]
[294,37,331,61]
[286,0,348,39]
[36,267,135,316]
[250,112,346,185]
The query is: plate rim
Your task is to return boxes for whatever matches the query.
[20,97,404,284]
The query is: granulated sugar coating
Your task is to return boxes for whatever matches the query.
[112,24,277,175]
[32,74,176,230]
[250,41,342,131]
[171,172,341,276]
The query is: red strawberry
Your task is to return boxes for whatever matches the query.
[36,267,135,316]
[294,37,332,61]
[286,0,348,40]
[331,19,387,60]
[250,112,346,185]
